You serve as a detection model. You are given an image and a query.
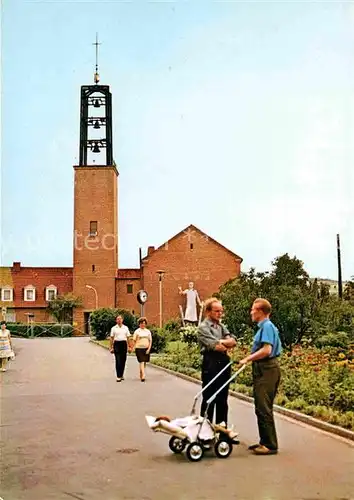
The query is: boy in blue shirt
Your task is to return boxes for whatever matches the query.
[240,298,282,455]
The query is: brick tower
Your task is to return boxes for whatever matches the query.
[73,38,118,334]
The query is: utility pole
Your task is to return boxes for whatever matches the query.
[337,234,343,299]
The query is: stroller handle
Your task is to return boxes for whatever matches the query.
[190,360,234,415]
[205,364,247,409]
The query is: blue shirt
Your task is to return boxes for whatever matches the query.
[251,319,282,358]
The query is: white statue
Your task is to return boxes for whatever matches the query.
[178,282,202,324]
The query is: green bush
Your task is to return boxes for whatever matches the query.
[163,318,182,342]
[7,323,73,337]
[149,326,167,353]
[332,372,354,412]
[180,325,199,346]
[7,324,30,337]
[90,308,138,340]
[315,332,350,349]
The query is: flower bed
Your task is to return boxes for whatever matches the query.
[151,341,354,431]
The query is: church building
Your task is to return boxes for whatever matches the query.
[0,61,242,333]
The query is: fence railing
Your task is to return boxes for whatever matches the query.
[7,323,74,338]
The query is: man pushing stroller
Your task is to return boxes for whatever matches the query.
[198,297,238,440]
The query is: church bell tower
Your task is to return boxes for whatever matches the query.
[73,35,118,334]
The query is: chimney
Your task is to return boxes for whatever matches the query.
[147,246,155,256]
[13,262,21,272]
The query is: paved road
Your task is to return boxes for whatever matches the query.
[1,338,353,500]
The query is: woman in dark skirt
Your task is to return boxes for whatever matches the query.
[132,317,152,382]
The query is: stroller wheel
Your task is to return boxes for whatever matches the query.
[215,439,233,459]
[169,436,186,454]
[186,442,204,462]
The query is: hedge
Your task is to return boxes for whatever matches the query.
[7,323,74,338]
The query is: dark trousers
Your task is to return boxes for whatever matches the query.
[200,353,231,425]
[113,341,127,378]
[252,358,281,451]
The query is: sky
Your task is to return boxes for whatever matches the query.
[1,0,354,280]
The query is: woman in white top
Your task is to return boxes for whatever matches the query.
[132,317,152,382]
[0,321,13,372]
[109,315,131,382]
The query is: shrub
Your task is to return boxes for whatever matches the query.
[315,332,350,349]
[163,318,182,342]
[180,325,199,346]
[163,341,201,370]
[7,324,30,337]
[90,308,137,340]
[149,326,167,353]
[7,323,73,337]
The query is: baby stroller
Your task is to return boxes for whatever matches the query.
[146,363,246,462]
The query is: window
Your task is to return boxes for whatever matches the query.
[127,284,133,294]
[45,285,57,301]
[24,286,36,302]
[92,265,96,273]
[190,243,194,250]
[5,309,16,322]
[89,221,98,236]
[1,287,13,302]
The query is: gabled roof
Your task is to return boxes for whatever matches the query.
[142,224,243,262]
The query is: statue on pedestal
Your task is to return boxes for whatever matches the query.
[178,282,203,325]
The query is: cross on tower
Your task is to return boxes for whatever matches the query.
[93,33,101,84]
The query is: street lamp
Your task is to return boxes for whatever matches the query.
[86,285,98,309]
[156,270,165,328]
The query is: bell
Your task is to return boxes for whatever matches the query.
[93,120,100,129]
[93,99,100,108]
[92,142,100,153]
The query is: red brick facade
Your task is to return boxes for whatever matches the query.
[128,226,241,326]
[0,263,73,323]
[0,222,242,331]
[72,165,118,332]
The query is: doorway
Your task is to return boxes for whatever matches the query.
[84,312,92,336]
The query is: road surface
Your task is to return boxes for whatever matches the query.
[1,338,353,500]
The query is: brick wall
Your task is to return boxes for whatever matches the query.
[140,226,241,326]
[115,269,142,315]
[14,308,55,324]
[73,165,118,332]
[0,263,73,322]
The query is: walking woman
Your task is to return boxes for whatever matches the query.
[132,317,152,382]
[0,321,13,372]
[109,315,131,382]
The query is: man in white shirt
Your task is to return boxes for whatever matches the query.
[109,315,131,382]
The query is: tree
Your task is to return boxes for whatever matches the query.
[219,254,322,349]
[268,253,309,288]
[344,277,354,302]
[217,270,261,341]
[47,293,83,323]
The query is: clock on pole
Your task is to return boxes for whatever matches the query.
[137,290,148,316]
